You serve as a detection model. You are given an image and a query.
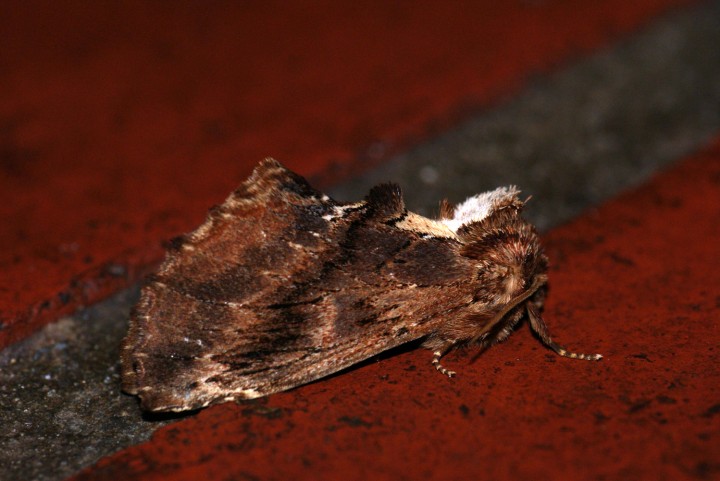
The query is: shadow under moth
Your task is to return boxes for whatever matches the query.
[121,158,601,412]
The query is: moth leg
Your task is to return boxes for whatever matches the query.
[526,303,603,361]
[431,342,457,378]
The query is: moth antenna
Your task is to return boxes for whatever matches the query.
[526,302,603,361]
[431,342,457,378]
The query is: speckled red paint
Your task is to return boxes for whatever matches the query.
[0,0,695,348]
[70,139,720,480]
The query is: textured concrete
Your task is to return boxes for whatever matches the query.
[1,2,719,481]
[0,288,169,481]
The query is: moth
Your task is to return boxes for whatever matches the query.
[121,158,601,412]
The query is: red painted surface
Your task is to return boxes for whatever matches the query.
[0,0,695,348]
[70,139,720,480]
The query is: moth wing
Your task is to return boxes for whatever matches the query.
[122,164,475,411]
[122,159,337,409]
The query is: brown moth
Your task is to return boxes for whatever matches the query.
[121,158,601,412]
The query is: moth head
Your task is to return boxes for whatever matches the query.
[443,187,548,300]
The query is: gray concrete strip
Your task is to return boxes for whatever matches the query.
[2,4,720,481]
[0,288,151,481]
